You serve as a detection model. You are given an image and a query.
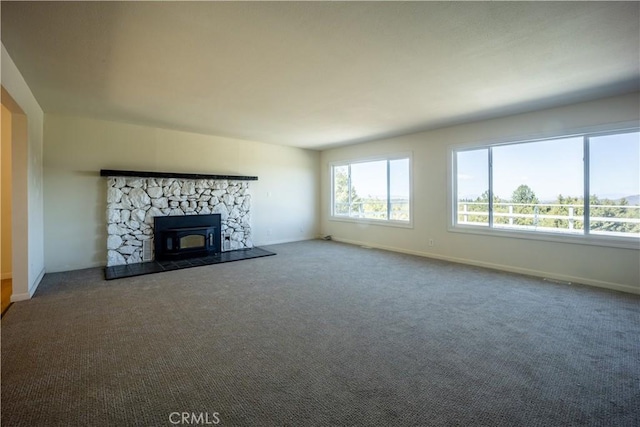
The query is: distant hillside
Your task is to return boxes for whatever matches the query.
[536,195,640,205]
[592,194,640,205]
[622,194,640,205]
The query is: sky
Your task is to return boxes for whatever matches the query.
[457,132,640,203]
[338,132,639,203]
[350,158,410,199]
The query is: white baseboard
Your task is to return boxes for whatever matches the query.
[1,272,12,280]
[330,237,639,295]
[10,267,45,302]
[254,236,317,247]
[10,291,30,302]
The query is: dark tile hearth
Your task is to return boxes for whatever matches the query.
[104,247,275,280]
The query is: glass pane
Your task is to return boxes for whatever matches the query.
[181,234,204,249]
[589,132,640,237]
[389,158,410,221]
[351,160,388,220]
[333,165,350,216]
[492,137,583,233]
[456,149,489,226]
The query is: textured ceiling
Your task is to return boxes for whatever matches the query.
[1,2,638,150]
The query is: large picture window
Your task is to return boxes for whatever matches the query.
[452,129,640,245]
[331,155,411,225]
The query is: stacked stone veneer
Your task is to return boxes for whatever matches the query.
[106,176,252,266]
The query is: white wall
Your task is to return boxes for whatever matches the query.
[1,44,46,300]
[320,93,640,294]
[43,114,320,272]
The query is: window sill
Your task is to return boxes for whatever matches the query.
[448,224,640,250]
[330,216,414,229]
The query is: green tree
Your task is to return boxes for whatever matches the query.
[542,194,583,231]
[590,196,638,234]
[459,190,497,224]
[362,196,387,219]
[511,185,539,204]
[333,169,361,215]
[477,190,489,203]
[510,185,539,226]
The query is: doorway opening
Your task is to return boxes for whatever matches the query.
[1,102,13,315]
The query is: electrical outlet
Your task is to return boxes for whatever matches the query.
[428,238,434,247]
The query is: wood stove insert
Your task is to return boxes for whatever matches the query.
[154,214,221,261]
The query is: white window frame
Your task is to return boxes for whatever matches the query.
[448,123,640,250]
[330,152,413,228]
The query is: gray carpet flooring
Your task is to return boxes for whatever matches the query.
[1,240,639,426]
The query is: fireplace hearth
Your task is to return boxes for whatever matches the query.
[104,246,275,280]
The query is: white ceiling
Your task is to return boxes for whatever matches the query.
[1,1,638,150]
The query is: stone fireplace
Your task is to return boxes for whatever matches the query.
[103,170,256,267]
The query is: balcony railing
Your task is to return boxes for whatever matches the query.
[457,202,640,237]
[334,199,410,221]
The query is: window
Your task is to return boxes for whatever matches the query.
[589,132,640,236]
[452,129,640,246]
[331,155,411,225]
